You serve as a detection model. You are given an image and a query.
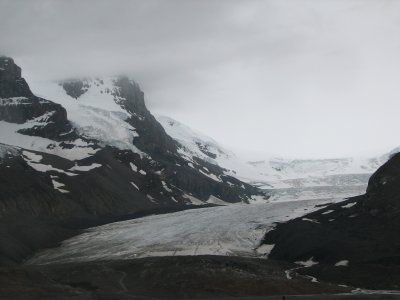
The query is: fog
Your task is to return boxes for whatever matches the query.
[1,0,400,158]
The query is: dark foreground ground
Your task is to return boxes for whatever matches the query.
[1,256,399,300]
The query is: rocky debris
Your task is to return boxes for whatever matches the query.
[262,152,400,289]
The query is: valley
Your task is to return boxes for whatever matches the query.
[1,55,400,299]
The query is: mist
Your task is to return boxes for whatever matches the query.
[1,0,400,158]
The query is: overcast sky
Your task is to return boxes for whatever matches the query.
[1,0,400,159]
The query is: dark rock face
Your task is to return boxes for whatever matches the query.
[0,56,33,98]
[114,76,179,156]
[61,80,89,99]
[262,152,400,289]
[0,57,72,138]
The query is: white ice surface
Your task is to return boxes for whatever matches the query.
[28,198,340,265]
[22,150,77,176]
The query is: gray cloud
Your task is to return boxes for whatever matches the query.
[1,0,400,158]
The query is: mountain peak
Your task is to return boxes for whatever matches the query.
[0,56,21,79]
[0,56,33,98]
[57,76,147,115]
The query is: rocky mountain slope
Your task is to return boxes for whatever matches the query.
[0,56,263,264]
[262,151,400,289]
[157,115,393,201]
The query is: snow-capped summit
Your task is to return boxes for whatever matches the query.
[0,57,264,229]
[156,115,235,164]
[31,77,142,153]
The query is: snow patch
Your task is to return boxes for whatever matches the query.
[342,202,357,209]
[199,169,221,182]
[335,260,349,267]
[70,163,102,172]
[207,195,229,205]
[295,257,319,267]
[130,182,139,190]
[22,151,43,163]
[51,178,70,193]
[129,162,138,172]
[0,121,98,160]
[26,161,77,176]
[256,244,275,256]
[146,194,157,203]
[301,218,320,224]
[161,181,172,193]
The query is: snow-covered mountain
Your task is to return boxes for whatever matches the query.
[156,115,236,165]
[0,56,264,225]
[157,115,396,201]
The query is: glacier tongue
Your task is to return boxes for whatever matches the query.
[27,198,338,265]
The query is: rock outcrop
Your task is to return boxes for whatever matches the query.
[0,56,72,138]
[262,152,400,289]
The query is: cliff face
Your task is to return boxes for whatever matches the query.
[0,57,72,139]
[0,56,31,98]
[114,76,179,156]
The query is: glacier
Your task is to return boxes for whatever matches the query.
[28,198,340,265]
